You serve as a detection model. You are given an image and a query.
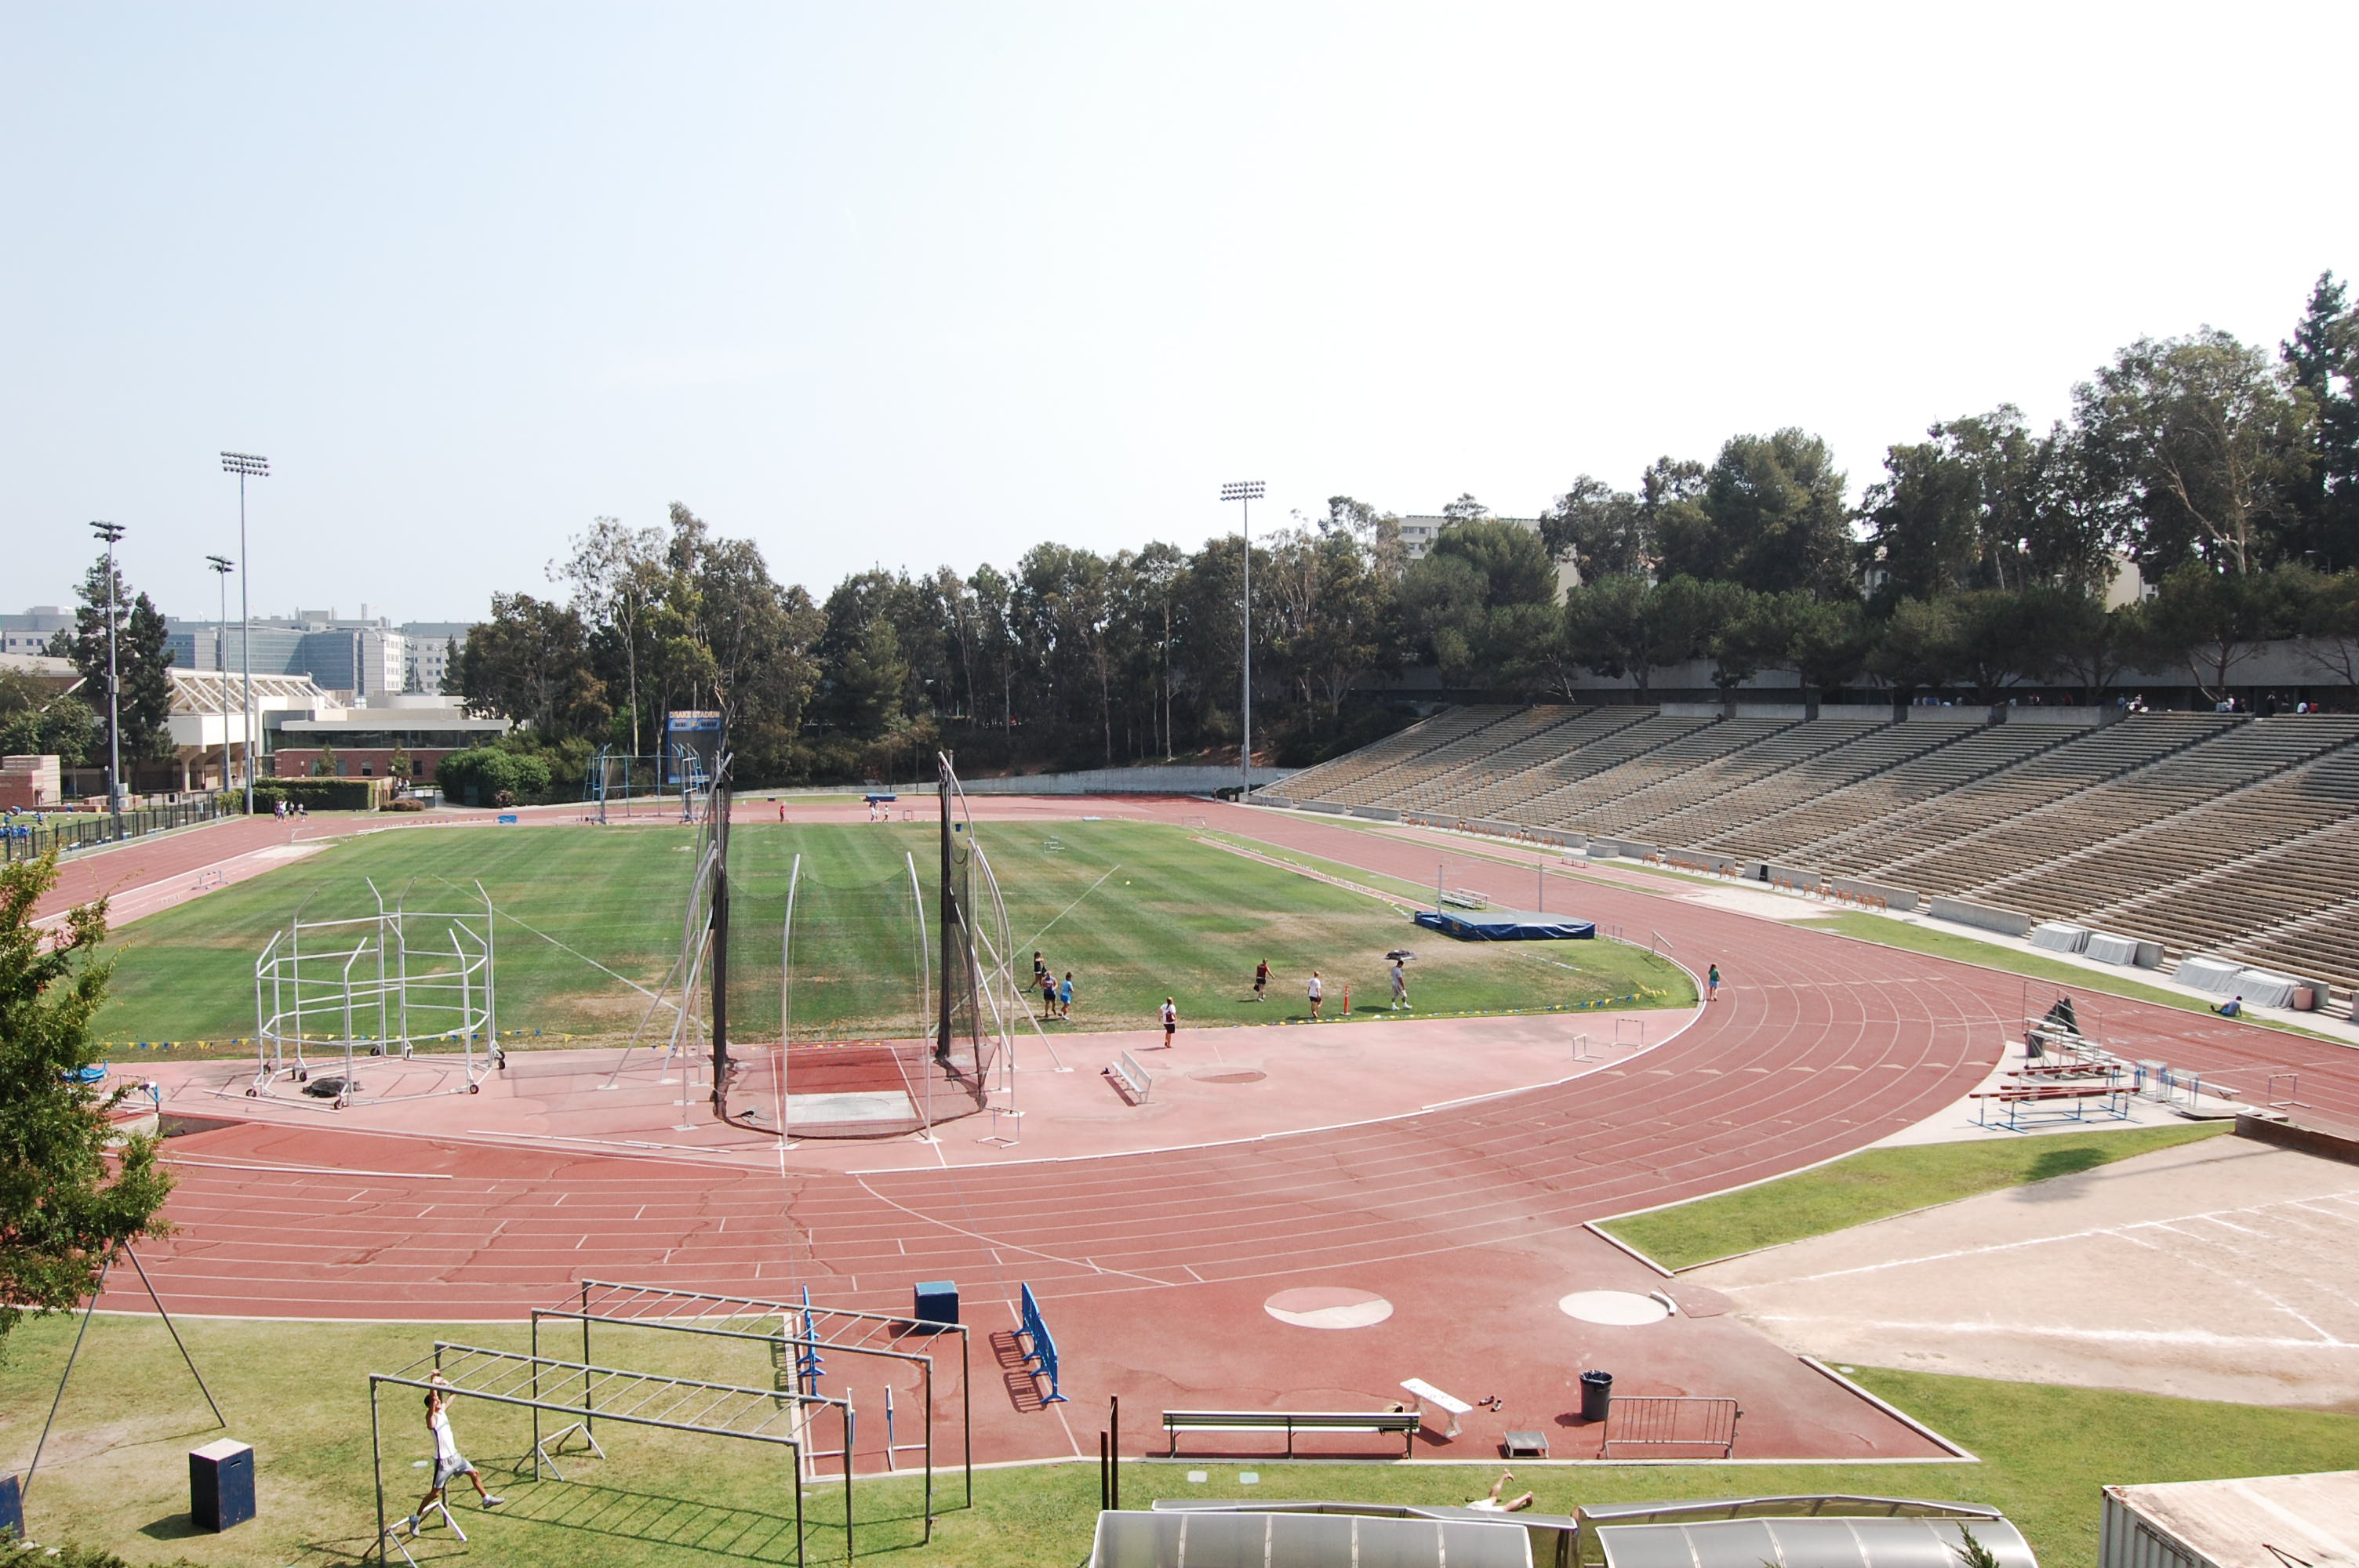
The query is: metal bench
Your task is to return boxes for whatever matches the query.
[1162,1408,1421,1457]
[1103,1051,1152,1105]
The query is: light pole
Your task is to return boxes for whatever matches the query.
[206,555,234,793]
[89,521,126,837]
[1220,481,1265,799]
[220,452,269,815]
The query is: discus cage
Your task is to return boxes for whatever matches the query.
[232,879,499,1109]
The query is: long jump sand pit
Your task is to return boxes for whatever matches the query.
[1693,1132,2359,1410]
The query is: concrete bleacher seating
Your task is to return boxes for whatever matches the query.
[1570,714,1888,839]
[1950,717,2359,911]
[1797,714,2233,891]
[1781,720,2081,872]
[1278,706,1518,804]
[1441,706,1663,821]
[1699,717,1989,860]
[1554,717,1797,833]
[1268,699,2359,1011]
[1632,717,1933,850]
[1488,713,1718,825]
[1373,706,1594,809]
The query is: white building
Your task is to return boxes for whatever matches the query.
[400,622,472,694]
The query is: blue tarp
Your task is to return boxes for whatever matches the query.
[1415,908,1596,941]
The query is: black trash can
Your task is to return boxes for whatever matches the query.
[1579,1370,1612,1424]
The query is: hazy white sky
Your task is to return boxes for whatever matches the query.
[5,2,2354,622]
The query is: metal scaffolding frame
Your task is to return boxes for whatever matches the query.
[238,879,496,1109]
[545,1278,972,1524]
[368,1341,853,1566]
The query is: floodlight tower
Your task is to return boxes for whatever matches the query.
[89,521,126,837]
[220,452,269,815]
[206,556,234,790]
[1220,481,1265,799]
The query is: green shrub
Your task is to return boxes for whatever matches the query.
[249,776,385,811]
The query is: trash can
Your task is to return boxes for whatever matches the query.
[1579,1370,1612,1424]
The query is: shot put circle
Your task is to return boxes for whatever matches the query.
[1558,1290,1670,1326]
[1263,1287,1394,1330]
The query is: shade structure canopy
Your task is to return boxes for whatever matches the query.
[1592,1516,2034,1568]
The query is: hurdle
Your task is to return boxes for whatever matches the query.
[1016,1283,1067,1403]
[190,867,226,892]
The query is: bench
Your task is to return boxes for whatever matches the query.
[1398,1377,1472,1439]
[1103,1051,1152,1105]
[1439,888,1488,910]
[1162,1408,1421,1457]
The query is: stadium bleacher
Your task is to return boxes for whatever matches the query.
[1270,701,2359,1014]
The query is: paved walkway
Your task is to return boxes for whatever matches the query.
[1692,1134,2359,1409]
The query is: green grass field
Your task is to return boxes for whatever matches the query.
[1601,1121,2230,1270]
[92,821,1691,1052]
[5,1311,2351,1568]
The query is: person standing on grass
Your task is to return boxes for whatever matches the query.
[404,1375,502,1534]
[1160,997,1178,1047]
[1707,963,1720,1003]
[1253,958,1269,1002]
[1307,971,1325,1020]
[1041,968,1060,1015]
[1390,958,1410,1011]
[1059,971,1074,1020]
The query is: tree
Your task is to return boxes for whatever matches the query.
[1869,597,1961,696]
[1401,519,1558,687]
[558,517,667,756]
[2280,272,2359,572]
[2132,563,2300,702]
[2044,589,2141,703]
[2077,328,2316,575]
[449,593,609,740]
[0,672,96,764]
[50,556,176,763]
[0,853,174,1341]
[434,746,551,808]
[311,742,340,778]
[1653,432,1854,597]
[2288,564,2359,698]
[387,744,413,781]
[1539,476,1647,582]
[1561,575,1714,700]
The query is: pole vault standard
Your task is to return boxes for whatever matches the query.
[937,753,960,1059]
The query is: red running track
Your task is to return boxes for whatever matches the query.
[106,798,2359,1464]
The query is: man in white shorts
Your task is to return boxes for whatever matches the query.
[1467,1470,1533,1512]
[404,1374,503,1534]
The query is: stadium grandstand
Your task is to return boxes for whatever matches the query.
[1262,703,2359,1016]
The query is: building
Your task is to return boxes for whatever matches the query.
[0,606,75,657]
[166,608,409,703]
[399,622,474,695]
[267,693,508,782]
[1396,514,1580,599]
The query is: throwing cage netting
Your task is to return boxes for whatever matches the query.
[725,756,1012,1139]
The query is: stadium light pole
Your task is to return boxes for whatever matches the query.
[206,556,234,793]
[89,521,126,837]
[1220,481,1266,799]
[220,452,269,815]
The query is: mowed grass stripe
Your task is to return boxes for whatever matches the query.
[94,820,1690,1051]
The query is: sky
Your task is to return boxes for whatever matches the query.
[4,2,2355,624]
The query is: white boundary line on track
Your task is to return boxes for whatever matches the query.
[162,1156,454,1181]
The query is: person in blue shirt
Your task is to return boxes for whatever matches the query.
[1058,971,1074,1019]
[2215,995,2242,1018]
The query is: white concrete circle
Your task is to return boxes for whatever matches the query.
[1558,1290,1670,1326]
[1263,1287,1395,1330]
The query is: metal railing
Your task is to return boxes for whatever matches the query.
[2,794,230,862]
